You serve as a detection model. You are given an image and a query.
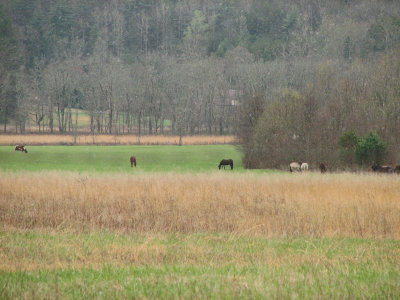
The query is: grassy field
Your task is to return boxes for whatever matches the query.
[0,145,244,173]
[1,230,399,299]
[1,172,399,238]
[1,145,400,298]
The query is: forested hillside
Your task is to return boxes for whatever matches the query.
[1,0,400,166]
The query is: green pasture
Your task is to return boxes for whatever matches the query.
[0,145,246,173]
[1,232,399,299]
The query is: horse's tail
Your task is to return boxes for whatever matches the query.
[134,159,136,167]
[231,160,233,170]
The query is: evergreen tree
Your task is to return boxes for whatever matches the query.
[355,132,387,166]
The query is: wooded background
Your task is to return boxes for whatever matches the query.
[1,0,400,167]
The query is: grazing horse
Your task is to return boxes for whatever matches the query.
[219,159,233,170]
[371,165,393,173]
[394,165,400,174]
[371,165,382,172]
[381,166,393,173]
[301,162,309,172]
[130,156,136,167]
[319,163,327,173]
[289,162,301,172]
[15,145,27,153]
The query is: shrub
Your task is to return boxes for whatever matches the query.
[355,132,387,166]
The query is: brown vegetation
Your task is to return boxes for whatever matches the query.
[0,134,235,146]
[237,49,400,169]
[1,172,399,238]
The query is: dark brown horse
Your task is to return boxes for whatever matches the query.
[219,159,233,170]
[130,156,136,167]
[381,166,394,173]
[394,165,400,174]
[371,165,393,173]
[319,163,327,173]
[15,145,27,153]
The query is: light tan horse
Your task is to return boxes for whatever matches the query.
[301,162,309,171]
[289,162,301,172]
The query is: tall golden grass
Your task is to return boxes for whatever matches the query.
[0,172,399,238]
[0,134,235,145]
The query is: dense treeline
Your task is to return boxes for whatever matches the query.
[0,0,400,165]
[237,49,400,168]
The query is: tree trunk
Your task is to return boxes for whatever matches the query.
[90,114,94,134]
[148,117,152,135]
[57,104,65,132]
[109,107,113,134]
[171,115,175,135]
[4,111,7,133]
[49,101,54,133]
[138,111,142,136]
[74,110,78,145]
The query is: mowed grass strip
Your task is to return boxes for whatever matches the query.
[1,172,399,238]
[0,145,244,173]
[0,231,399,299]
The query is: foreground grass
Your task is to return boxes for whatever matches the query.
[0,145,245,173]
[1,160,399,298]
[0,230,399,299]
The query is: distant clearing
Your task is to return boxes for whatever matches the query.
[0,134,235,146]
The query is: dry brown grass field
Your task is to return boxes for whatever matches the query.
[0,134,235,145]
[1,172,399,238]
